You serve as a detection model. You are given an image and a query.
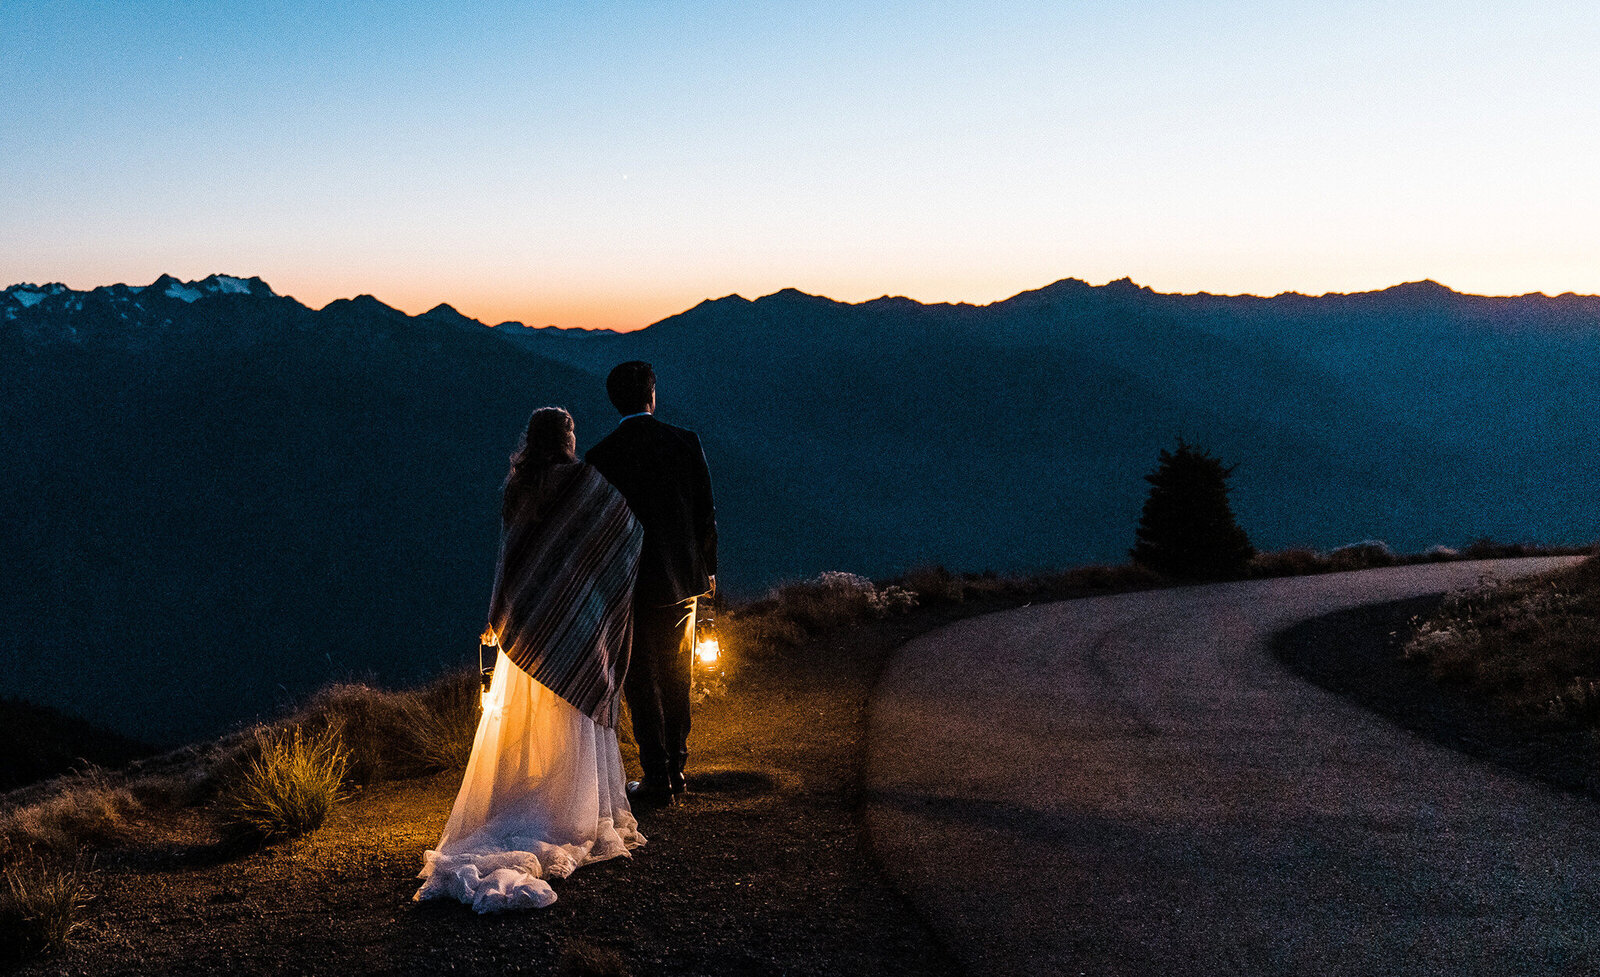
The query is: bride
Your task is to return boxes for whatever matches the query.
[415,407,646,911]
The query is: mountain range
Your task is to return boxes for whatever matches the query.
[4,273,1597,742]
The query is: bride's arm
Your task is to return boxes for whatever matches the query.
[484,520,510,645]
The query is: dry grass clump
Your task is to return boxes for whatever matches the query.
[283,670,480,784]
[0,858,93,962]
[289,683,418,785]
[217,724,349,843]
[0,770,139,862]
[403,668,481,771]
[1404,557,1600,723]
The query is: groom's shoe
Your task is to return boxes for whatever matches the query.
[627,777,676,809]
[668,769,688,797]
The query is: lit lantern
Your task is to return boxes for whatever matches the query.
[479,632,498,713]
[694,600,720,668]
[695,631,720,666]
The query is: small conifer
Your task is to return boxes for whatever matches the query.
[1131,439,1255,581]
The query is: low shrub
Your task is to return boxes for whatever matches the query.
[217,724,349,843]
[1464,537,1533,560]
[777,572,878,631]
[1050,563,1162,594]
[1249,548,1331,578]
[720,609,807,659]
[722,571,925,657]
[1328,540,1397,571]
[899,565,965,605]
[1404,557,1600,721]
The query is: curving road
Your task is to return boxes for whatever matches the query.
[865,558,1598,977]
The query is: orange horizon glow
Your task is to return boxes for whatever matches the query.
[17,262,1600,335]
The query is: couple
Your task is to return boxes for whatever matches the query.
[415,361,717,912]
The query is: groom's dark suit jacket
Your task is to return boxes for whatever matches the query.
[585,415,717,608]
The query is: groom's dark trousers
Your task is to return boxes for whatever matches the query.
[624,598,696,778]
[586,414,717,781]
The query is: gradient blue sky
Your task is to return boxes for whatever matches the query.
[3,1,1597,329]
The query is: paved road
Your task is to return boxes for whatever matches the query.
[865,558,1597,977]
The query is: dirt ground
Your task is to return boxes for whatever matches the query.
[14,608,990,977]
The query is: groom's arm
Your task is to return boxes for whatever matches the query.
[690,434,717,580]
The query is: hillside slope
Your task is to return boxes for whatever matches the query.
[4,274,1597,741]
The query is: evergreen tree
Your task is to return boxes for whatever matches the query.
[1131,439,1255,581]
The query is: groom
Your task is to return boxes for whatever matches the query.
[586,361,717,807]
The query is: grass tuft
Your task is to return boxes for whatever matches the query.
[0,858,92,962]
[217,723,350,843]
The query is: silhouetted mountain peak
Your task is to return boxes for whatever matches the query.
[757,287,839,307]
[1382,279,1458,298]
[684,294,753,314]
[422,303,480,327]
[864,294,924,309]
[322,294,403,318]
[1100,276,1149,294]
[999,277,1094,307]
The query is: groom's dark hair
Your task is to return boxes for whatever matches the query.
[606,361,656,415]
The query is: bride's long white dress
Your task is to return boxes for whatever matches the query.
[415,650,645,911]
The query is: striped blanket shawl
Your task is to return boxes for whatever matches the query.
[488,463,642,728]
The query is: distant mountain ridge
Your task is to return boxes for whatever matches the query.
[13,273,1600,337]
[3,273,1597,742]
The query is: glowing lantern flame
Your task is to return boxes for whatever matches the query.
[695,635,720,666]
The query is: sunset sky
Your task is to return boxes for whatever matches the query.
[3,1,1597,330]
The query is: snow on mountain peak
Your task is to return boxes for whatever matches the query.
[211,275,252,295]
[13,289,46,308]
[165,282,203,303]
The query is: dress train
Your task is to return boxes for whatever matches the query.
[415,650,644,911]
